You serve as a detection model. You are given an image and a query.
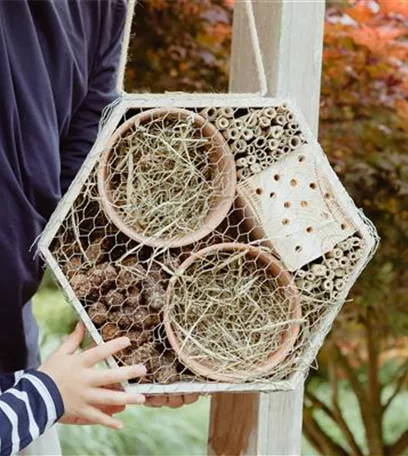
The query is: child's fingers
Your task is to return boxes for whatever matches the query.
[144,395,168,407]
[81,406,124,430]
[90,365,147,386]
[87,388,145,406]
[182,393,200,405]
[56,322,85,355]
[81,337,130,366]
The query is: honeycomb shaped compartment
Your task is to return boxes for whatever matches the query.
[38,94,378,394]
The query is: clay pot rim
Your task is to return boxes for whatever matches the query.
[97,108,237,249]
[164,242,301,383]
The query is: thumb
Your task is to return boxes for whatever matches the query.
[56,322,85,355]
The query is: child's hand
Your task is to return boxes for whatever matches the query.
[145,394,199,408]
[39,323,146,430]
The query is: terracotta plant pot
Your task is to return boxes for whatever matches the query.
[164,242,301,382]
[97,108,236,248]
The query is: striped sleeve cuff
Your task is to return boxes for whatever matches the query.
[0,370,24,394]
[24,369,65,420]
[0,369,64,456]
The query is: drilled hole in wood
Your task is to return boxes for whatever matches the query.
[295,245,302,252]
[255,188,263,196]
[298,155,306,163]
[290,179,297,187]
[324,192,331,199]
[284,201,291,208]
[300,200,308,208]
[309,182,317,190]
[306,226,313,233]
[341,223,347,230]
[274,174,280,181]
[269,192,276,199]
[282,218,290,226]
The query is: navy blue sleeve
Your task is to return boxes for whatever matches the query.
[0,369,64,456]
[59,0,126,194]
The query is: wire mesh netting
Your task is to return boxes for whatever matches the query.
[39,95,379,392]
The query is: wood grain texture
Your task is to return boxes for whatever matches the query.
[209,393,260,456]
[209,1,325,455]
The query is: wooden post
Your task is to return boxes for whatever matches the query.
[208,1,325,455]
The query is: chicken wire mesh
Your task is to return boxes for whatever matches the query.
[38,94,379,394]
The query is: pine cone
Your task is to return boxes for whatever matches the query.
[101,322,121,341]
[87,302,108,325]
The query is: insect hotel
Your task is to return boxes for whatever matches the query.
[38,94,378,394]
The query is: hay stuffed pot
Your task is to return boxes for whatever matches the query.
[98,108,236,249]
[164,242,301,382]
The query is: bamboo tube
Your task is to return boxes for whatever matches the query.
[288,122,299,131]
[242,128,254,141]
[350,236,363,247]
[260,161,269,170]
[215,117,230,130]
[263,107,277,119]
[257,150,268,160]
[280,136,289,146]
[339,239,351,251]
[326,258,339,269]
[338,257,350,268]
[327,248,343,259]
[334,268,345,278]
[246,155,257,165]
[270,125,284,139]
[296,279,313,292]
[346,266,354,276]
[348,252,358,262]
[310,264,327,277]
[234,119,245,130]
[296,269,307,279]
[247,144,257,155]
[282,145,290,153]
[285,112,295,122]
[275,114,286,125]
[334,279,345,291]
[305,271,315,281]
[266,155,274,164]
[268,138,280,150]
[250,163,262,174]
[286,129,296,137]
[201,107,218,121]
[259,116,271,128]
[289,136,302,149]
[325,269,335,280]
[233,139,248,154]
[254,136,267,149]
[254,125,263,137]
[221,107,234,118]
[227,127,241,141]
[236,157,248,168]
[276,102,289,113]
[322,279,334,291]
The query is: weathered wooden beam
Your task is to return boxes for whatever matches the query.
[208,1,325,454]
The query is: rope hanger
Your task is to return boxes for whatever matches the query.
[118,0,268,96]
[245,0,269,96]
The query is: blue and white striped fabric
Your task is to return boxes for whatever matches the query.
[0,370,64,456]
